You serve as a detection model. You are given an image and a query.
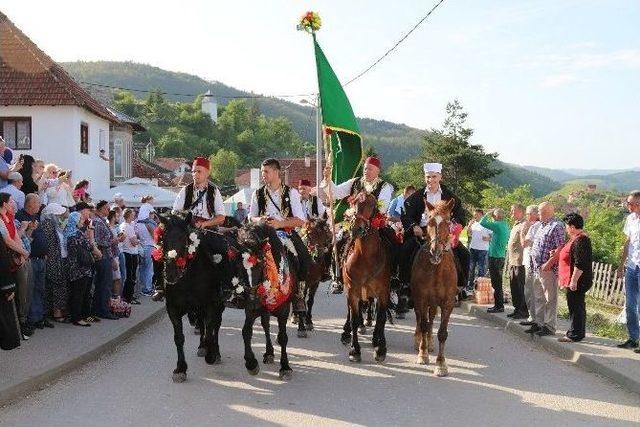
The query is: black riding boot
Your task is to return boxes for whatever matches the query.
[151,259,165,302]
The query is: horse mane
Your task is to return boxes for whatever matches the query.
[428,200,453,218]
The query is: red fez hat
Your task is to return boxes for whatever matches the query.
[365,156,381,169]
[298,179,312,187]
[193,156,210,170]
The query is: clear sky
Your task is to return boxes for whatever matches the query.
[2,0,638,169]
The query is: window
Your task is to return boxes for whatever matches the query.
[113,138,123,177]
[80,123,88,154]
[0,117,31,150]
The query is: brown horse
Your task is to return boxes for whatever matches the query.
[293,218,333,337]
[410,199,458,376]
[341,191,392,363]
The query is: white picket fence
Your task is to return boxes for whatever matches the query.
[588,262,625,307]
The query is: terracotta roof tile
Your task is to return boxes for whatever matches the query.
[0,11,116,123]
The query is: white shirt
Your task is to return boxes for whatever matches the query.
[300,196,326,220]
[248,186,306,221]
[469,221,493,251]
[135,221,155,247]
[172,185,225,219]
[524,221,542,270]
[420,186,443,226]
[624,213,640,268]
[120,222,140,255]
[322,177,393,213]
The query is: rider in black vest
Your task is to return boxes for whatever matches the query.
[248,159,312,314]
[297,179,326,220]
[153,157,226,301]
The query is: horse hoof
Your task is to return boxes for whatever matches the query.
[358,326,367,335]
[365,320,373,327]
[263,354,275,364]
[348,352,361,363]
[375,353,386,363]
[434,365,449,377]
[291,316,299,325]
[340,334,351,346]
[279,369,293,381]
[206,353,221,365]
[248,365,260,376]
[417,355,429,365]
[297,330,308,338]
[307,322,314,331]
[197,347,206,357]
[172,372,187,383]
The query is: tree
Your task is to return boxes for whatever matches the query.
[209,149,241,186]
[584,205,626,265]
[480,184,536,223]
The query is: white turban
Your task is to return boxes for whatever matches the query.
[423,163,443,174]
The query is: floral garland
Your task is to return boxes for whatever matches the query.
[151,228,205,270]
[297,11,321,33]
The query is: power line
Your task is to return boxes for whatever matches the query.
[79,81,315,100]
[343,0,446,86]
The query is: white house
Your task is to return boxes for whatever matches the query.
[0,11,123,195]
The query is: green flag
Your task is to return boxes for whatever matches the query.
[313,34,363,221]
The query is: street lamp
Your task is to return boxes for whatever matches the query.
[300,96,322,198]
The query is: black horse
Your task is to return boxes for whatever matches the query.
[159,213,229,383]
[232,223,296,380]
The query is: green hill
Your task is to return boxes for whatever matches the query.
[61,60,565,195]
[566,171,640,193]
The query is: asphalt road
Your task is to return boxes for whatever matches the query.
[2,291,639,427]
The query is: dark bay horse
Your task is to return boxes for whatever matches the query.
[410,199,458,376]
[341,192,392,363]
[233,223,296,380]
[293,218,333,337]
[158,214,229,383]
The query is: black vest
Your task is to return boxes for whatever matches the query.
[257,185,293,218]
[301,195,320,218]
[350,178,387,199]
[183,183,219,217]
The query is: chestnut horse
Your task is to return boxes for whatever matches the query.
[410,199,458,377]
[341,191,392,363]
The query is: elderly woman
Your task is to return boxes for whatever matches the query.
[64,211,93,327]
[135,203,156,296]
[42,202,69,322]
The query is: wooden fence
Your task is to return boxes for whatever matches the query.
[587,262,625,307]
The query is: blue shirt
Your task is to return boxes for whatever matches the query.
[0,156,9,189]
[15,209,48,258]
[387,195,404,217]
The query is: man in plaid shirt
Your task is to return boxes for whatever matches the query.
[526,202,565,336]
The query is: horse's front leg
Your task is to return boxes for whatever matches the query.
[196,309,206,357]
[242,312,259,375]
[373,298,388,363]
[349,298,362,362]
[167,305,187,383]
[204,304,222,365]
[260,314,275,364]
[434,303,454,377]
[277,308,293,380]
[341,304,352,345]
[306,282,317,330]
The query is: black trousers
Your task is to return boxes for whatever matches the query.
[69,276,91,323]
[290,231,311,283]
[566,288,587,341]
[509,265,527,315]
[453,244,470,289]
[488,257,505,308]
[399,236,421,284]
[123,253,138,302]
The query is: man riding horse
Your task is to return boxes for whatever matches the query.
[298,179,326,221]
[247,158,312,315]
[152,156,226,301]
[321,156,399,294]
[399,162,468,313]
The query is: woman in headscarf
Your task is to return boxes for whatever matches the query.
[135,202,156,296]
[42,203,69,322]
[65,210,93,327]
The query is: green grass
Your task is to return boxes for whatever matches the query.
[557,292,627,341]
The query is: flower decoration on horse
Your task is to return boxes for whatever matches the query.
[297,11,322,33]
[151,223,201,270]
